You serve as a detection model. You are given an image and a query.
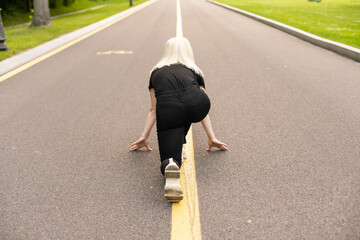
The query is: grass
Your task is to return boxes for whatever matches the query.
[1,11,32,27]
[50,0,110,16]
[215,0,360,49]
[2,0,113,27]
[0,0,146,62]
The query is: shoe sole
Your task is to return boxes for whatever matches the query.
[164,164,183,203]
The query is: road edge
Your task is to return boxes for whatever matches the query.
[207,0,360,62]
[0,0,156,78]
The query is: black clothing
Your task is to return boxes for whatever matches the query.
[149,64,205,96]
[156,84,210,172]
[149,64,210,175]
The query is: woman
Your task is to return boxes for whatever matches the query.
[130,37,228,203]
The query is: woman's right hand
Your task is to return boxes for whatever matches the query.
[130,137,152,151]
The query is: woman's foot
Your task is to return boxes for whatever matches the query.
[164,158,183,203]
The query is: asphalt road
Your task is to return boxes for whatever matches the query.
[1,0,360,239]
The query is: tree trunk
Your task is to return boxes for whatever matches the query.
[0,9,9,51]
[31,0,51,27]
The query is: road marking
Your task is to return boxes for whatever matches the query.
[97,50,133,55]
[172,0,202,239]
[176,0,183,37]
[0,0,157,83]
[172,127,202,240]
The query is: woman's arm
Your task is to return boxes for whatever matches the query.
[200,87,228,151]
[130,89,157,151]
[201,114,228,151]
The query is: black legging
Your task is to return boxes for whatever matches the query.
[156,84,210,175]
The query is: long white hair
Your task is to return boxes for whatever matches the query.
[151,37,204,77]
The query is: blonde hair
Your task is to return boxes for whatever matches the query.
[151,37,204,77]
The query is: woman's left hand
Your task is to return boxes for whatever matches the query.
[130,137,152,151]
[207,138,228,151]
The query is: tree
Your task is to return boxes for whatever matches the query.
[31,0,51,27]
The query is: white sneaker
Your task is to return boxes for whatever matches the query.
[164,158,183,203]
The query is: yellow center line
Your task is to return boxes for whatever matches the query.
[172,127,202,240]
[172,0,202,239]
[0,0,157,83]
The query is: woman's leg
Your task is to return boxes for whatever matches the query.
[157,126,185,175]
[157,126,187,202]
[183,122,191,144]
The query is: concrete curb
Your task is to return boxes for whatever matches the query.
[207,0,360,62]
[0,0,155,77]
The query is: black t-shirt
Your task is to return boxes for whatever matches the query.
[148,64,205,96]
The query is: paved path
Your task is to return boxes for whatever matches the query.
[1,0,360,239]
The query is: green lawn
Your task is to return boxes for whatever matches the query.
[215,0,360,49]
[50,0,109,17]
[0,0,146,62]
[2,0,114,27]
[2,11,32,27]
